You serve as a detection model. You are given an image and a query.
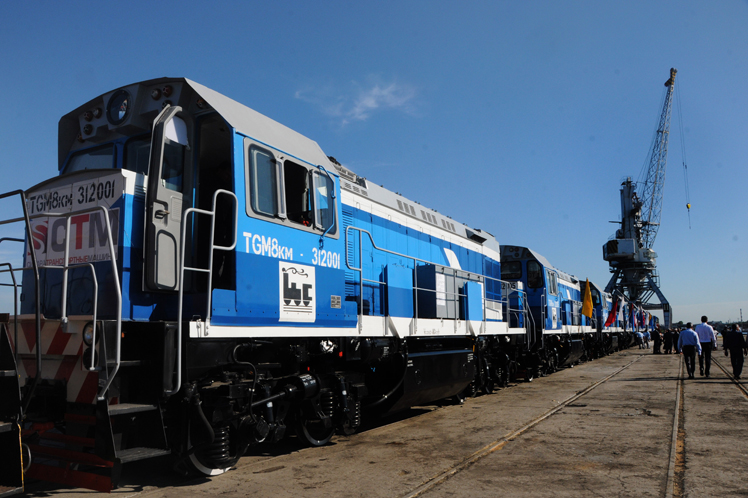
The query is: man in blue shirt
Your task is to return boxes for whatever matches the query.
[678,323,702,379]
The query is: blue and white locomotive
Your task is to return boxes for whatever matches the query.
[500,245,629,377]
[0,78,632,492]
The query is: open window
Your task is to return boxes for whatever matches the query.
[283,160,311,226]
[245,139,337,237]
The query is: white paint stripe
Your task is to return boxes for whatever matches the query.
[341,190,501,263]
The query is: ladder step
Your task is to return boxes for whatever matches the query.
[116,447,171,464]
[108,403,158,416]
[0,370,16,378]
[0,422,12,434]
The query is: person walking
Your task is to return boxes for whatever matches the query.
[678,323,702,379]
[653,328,662,354]
[636,331,644,349]
[723,324,748,380]
[663,329,674,354]
[673,329,680,353]
[695,316,718,377]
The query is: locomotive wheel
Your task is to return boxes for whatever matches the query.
[295,412,335,447]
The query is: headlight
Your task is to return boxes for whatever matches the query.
[82,322,95,346]
[106,89,131,125]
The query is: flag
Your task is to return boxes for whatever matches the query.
[631,306,638,330]
[581,279,593,318]
[604,299,618,327]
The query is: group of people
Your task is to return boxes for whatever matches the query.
[670,316,747,380]
[641,327,679,354]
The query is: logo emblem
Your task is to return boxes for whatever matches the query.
[279,262,315,322]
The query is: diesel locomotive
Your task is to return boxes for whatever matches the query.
[0,78,635,492]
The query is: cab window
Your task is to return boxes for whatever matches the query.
[501,261,522,280]
[124,135,151,175]
[249,146,280,216]
[245,140,337,237]
[546,270,558,295]
[65,145,115,173]
[284,160,312,226]
[313,171,336,234]
[527,260,543,289]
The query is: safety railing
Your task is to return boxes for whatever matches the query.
[0,238,24,358]
[0,203,120,401]
[0,190,42,416]
[344,226,526,336]
[170,189,238,396]
[0,191,122,406]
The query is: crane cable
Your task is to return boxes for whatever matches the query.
[675,79,692,228]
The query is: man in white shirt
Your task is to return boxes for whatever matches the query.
[694,315,717,377]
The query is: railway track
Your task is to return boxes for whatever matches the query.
[712,356,748,399]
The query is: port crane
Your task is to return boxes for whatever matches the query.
[603,68,677,328]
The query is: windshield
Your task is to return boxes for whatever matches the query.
[65,145,115,173]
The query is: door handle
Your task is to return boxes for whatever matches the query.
[155,209,170,218]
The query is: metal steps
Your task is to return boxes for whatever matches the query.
[24,401,170,492]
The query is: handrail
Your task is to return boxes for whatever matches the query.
[344,225,520,335]
[0,190,41,417]
[0,238,23,358]
[316,164,337,246]
[0,201,121,402]
[171,190,238,397]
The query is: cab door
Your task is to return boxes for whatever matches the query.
[144,106,189,291]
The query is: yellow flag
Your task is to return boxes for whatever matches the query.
[582,278,593,318]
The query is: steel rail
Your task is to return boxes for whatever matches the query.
[711,357,748,400]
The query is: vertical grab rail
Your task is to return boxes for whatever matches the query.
[170,190,237,397]
[0,190,41,417]
[0,237,24,357]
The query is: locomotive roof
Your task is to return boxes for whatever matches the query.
[501,245,580,284]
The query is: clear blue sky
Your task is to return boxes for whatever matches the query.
[0,1,746,324]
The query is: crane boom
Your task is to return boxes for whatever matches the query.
[639,68,677,248]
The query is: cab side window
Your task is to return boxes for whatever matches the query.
[245,140,337,237]
[501,261,522,280]
[546,271,558,295]
[313,171,336,234]
[284,160,311,226]
[249,146,280,216]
